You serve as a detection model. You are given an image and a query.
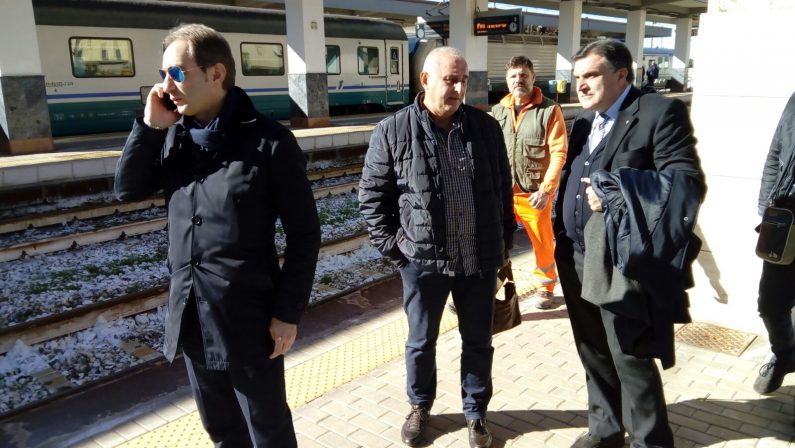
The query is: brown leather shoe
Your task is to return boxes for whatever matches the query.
[401,405,429,446]
[570,432,625,448]
[467,418,492,448]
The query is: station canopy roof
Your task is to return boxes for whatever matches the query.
[174,0,707,29]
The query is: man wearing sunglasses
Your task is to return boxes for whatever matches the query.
[115,24,320,447]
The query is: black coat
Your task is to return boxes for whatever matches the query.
[759,92,795,214]
[114,87,321,369]
[359,94,515,273]
[587,167,704,368]
[555,86,705,366]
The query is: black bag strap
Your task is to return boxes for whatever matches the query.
[497,262,514,282]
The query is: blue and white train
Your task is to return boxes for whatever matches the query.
[32,0,409,136]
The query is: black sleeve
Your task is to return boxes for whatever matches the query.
[114,118,167,201]
[358,122,406,264]
[269,128,322,324]
[651,98,706,201]
[759,93,795,214]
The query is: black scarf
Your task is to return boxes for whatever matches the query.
[181,88,241,171]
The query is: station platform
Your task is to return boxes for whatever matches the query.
[0,122,374,191]
[8,229,789,448]
[0,93,693,192]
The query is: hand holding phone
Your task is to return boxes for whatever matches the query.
[161,93,177,111]
[144,83,180,130]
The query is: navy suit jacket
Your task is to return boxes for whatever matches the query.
[554,87,706,367]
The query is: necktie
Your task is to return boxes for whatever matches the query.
[591,113,610,152]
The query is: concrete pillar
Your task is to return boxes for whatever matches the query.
[286,0,329,128]
[672,17,692,90]
[448,0,488,109]
[687,0,795,335]
[0,0,53,154]
[625,8,647,87]
[556,0,582,103]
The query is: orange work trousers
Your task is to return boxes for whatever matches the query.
[513,191,557,292]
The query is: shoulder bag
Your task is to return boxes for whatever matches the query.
[492,261,522,334]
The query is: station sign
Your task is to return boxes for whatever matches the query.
[418,17,450,39]
[474,11,523,36]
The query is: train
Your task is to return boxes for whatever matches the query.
[33,0,410,136]
[31,0,679,137]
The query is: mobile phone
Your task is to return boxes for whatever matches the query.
[161,93,177,111]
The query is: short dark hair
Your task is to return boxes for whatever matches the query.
[505,56,534,72]
[573,39,634,84]
[163,24,236,90]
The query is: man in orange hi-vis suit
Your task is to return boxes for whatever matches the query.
[491,56,568,309]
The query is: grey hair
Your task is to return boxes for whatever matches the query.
[422,46,466,74]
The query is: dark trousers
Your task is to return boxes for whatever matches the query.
[181,298,296,448]
[556,238,673,448]
[399,263,497,420]
[758,260,795,360]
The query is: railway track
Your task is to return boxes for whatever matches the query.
[0,232,371,355]
[0,155,371,417]
[0,179,360,262]
[0,268,398,420]
[0,162,362,236]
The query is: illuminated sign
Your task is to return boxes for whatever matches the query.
[421,17,450,38]
[473,12,522,36]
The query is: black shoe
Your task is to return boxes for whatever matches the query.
[467,418,492,448]
[401,405,429,446]
[570,432,625,448]
[754,355,795,394]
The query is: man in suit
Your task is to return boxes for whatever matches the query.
[554,39,705,448]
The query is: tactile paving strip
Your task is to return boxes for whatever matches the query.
[116,308,462,447]
[675,321,758,356]
[112,260,543,447]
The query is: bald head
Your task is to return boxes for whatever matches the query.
[420,46,468,124]
[422,46,467,75]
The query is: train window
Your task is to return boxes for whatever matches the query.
[357,47,379,75]
[69,37,135,78]
[241,43,284,76]
[326,46,341,75]
[390,47,400,74]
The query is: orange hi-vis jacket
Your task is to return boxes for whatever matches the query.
[491,86,568,194]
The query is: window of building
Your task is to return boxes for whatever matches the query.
[69,37,135,77]
[357,47,379,75]
[241,43,284,76]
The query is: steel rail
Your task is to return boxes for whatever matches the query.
[0,180,360,262]
[0,232,370,355]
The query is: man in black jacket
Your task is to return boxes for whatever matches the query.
[754,92,795,394]
[554,40,705,448]
[359,47,515,448]
[114,24,320,447]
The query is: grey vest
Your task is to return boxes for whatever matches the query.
[492,97,557,192]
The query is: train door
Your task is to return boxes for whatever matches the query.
[385,42,406,108]
[357,43,385,110]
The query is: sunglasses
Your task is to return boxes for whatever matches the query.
[158,65,203,82]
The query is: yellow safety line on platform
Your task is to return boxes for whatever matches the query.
[115,312,460,447]
[112,262,542,447]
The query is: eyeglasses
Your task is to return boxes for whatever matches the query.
[158,65,203,83]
